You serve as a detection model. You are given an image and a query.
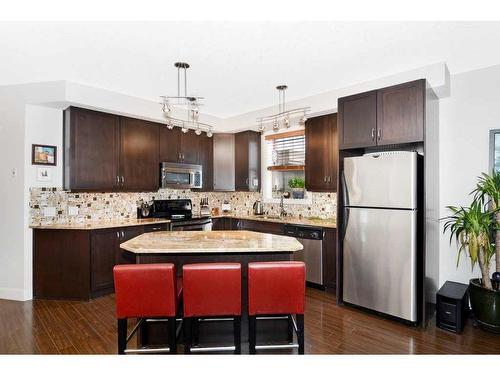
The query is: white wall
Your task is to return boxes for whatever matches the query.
[438,64,500,286]
[220,62,450,132]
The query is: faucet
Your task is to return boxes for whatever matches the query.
[279,192,287,218]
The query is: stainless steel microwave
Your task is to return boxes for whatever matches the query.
[161,162,203,189]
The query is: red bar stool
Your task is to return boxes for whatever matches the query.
[248,261,306,354]
[113,263,182,354]
[183,263,241,354]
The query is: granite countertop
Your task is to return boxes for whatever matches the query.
[29,218,171,230]
[212,214,336,229]
[120,230,304,254]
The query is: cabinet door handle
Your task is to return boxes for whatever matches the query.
[116,176,120,186]
[116,231,120,238]
[120,176,124,186]
[377,128,382,140]
[121,230,125,238]
[371,128,375,141]
[324,176,327,183]
[246,178,249,186]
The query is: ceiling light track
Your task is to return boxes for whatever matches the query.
[257,85,310,132]
[160,61,213,137]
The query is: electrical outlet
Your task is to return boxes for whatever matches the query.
[68,206,79,216]
[42,207,56,217]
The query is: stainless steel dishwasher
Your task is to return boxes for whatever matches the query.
[283,224,324,286]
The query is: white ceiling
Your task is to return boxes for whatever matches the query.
[1,21,500,118]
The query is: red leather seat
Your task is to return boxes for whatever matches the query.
[113,263,181,354]
[114,263,180,319]
[183,263,241,317]
[182,263,242,354]
[248,261,306,354]
[248,261,305,315]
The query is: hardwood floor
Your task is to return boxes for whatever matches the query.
[0,288,498,354]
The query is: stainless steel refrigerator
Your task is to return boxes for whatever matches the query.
[341,151,419,322]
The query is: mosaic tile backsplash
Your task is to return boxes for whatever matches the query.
[29,188,337,226]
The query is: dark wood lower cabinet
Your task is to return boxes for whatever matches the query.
[33,223,167,301]
[211,217,337,290]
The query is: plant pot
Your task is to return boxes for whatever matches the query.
[469,278,500,333]
[291,188,304,199]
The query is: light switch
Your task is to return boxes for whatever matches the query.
[68,206,79,216]
[42,207,56,217]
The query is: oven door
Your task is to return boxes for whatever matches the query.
[161,168,194,189]
[171,219,212,231]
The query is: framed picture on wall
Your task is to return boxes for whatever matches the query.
[32,144,57,166]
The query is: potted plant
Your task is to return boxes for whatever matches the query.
[288,177,305,199]
[443,187,500,332]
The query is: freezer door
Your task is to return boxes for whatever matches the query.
[344,151,418,209]
[342,207,417,322]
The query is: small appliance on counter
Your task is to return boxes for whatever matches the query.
[137,199,154,218]
[253,199,264,215]
[200,197,211,217]
[221,200,231,213]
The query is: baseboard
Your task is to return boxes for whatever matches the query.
[0,287,30,301]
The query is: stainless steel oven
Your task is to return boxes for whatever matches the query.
[171,217,212,231]
[161,162,202,189]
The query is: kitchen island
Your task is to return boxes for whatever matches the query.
[120,230,303,351]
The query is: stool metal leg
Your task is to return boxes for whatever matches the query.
[168,318,177,354]
[296,314,304,355]
[287,315,294,343]
[249,316,257,354]
[233,316,241,354]
[184,317,193,354]
[118,318,127,354]
[193,318,200,346]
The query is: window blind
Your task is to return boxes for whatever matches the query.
[268,132,305,166]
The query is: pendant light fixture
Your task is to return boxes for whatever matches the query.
[257,85,310,132]
[160,62,214,137]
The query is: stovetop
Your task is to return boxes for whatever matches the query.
[138,199,211,222]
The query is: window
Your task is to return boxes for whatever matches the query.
[264,130,307,201]
[490,129,500,172]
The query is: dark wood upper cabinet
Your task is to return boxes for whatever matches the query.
[181,131,201,164]
[338,91,377,150]
[338,79,425,149]
[64,107,120,191]
[120,117,159,191]
[305,114,338,192]
[234,130,261,192]
[377,79,424,145]
[65,107,160,192]
[195,135,213,191]
[159,126,181,163]
[159,126,201,164]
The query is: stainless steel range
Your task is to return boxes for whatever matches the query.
[138,199,212,231]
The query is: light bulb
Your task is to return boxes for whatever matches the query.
[284,116,290,128]
[195,127,202,136]
[181,126,189,134]
[272,118,280,132]
[162,101,171,117]
[258,122,265,132]
[166,119,174,130]
[299,114,306,126]
[206,130,213,138]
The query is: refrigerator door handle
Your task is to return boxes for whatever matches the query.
[341,207,349,242]
[341,169,349,207]
[340,169,350,242]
